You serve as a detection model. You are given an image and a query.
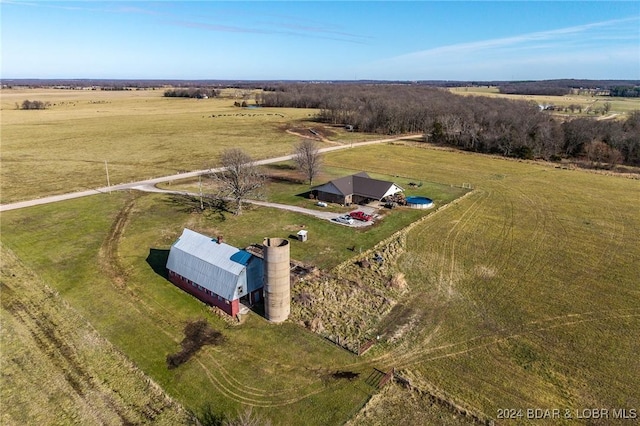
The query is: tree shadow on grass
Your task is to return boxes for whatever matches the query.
[165,194,231,221]
[268,175,304,185]
[146,248,170,279]
[166,319,225,369]
[264,163,296,171]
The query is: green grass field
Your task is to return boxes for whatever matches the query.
[4,143,639,424]
[1,192,379,424]
[325,144,640,422]
[2,91,639,424]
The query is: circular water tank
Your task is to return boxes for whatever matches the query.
[405,196,434,209]
[263,238,290,323]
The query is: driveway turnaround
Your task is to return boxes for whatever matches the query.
[131,186,375,227]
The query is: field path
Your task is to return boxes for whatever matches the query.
[0,134,422,212]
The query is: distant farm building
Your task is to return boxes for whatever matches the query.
[312,172,404,205]
[166,229,264,316]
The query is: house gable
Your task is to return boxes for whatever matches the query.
[313,172,403,203]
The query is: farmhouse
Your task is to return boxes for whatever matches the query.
[312,172,404,205]
[166,229,264,316]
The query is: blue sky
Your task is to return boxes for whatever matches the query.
[2,1,639,80]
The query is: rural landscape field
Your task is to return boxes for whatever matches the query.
[1,85,639,426]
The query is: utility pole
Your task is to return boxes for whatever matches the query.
[105,160,111,193]
[198,174,204,210]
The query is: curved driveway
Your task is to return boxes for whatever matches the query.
[130,183,373,227]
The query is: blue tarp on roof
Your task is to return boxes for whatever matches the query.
[230,250,252,266]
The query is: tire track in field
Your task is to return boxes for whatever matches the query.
[470,187,515,279]
[199,347,307,398]
[359,178,548,370]
[584,194,627,276]
[334,190,488,370]
[368,191,490,367]
[195,358,341,408]
[363,175,635,371]
[194,358,304,406]
[481,174,628,315]
[435,189,490,299]
[443,185,516,324]
[386,307,640,370]
[475,182,550,311]
[99,194,184,339]
[382,181,551,368]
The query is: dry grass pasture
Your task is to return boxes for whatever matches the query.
[0,245,188,425]
[1,89,639,424]
[0,88,321,203]
[449,86,640,116]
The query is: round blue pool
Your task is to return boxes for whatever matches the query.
[406,196,434,209]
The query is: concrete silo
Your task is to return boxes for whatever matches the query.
[263,237,290,323]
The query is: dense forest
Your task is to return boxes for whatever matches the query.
[258,84,640,166]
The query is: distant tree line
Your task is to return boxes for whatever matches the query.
[163,88,219,98]
[609,86,640,98]
[17,100,50,110]
[258,83,640,166]
[498,82,571,96]
[497,80,640,97]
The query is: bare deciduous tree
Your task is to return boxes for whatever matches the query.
[293,139,322,185]
[585,140,610,167]
[214,148,265,215]
[224,407,271,426]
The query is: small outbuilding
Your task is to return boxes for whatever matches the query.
[166,229,264,316]
[297,230,308,242]
[312,172,404,205]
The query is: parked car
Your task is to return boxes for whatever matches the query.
[334,215,355,225]
[349,211,373,222]
[316,201,328,207]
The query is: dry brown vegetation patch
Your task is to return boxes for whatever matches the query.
[290,233,410,353]
[347,380,479,426]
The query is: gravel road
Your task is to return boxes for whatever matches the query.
[0,134,422,212]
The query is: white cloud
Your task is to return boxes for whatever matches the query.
[370,16,640,80]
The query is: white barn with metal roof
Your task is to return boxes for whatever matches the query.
[166,228,264,316]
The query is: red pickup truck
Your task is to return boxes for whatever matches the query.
[349,211,373,222]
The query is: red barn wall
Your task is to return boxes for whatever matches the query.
[168,270,239,316]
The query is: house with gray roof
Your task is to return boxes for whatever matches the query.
[166,228,263,316]
[312,172,404,205]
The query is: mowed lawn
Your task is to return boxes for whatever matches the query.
[0,88,319,203]
[2,141,639,423]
